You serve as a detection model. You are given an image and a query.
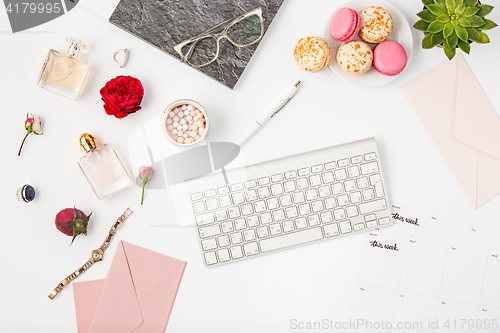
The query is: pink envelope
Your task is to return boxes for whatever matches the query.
[73,241,186,333]
[400,53,500,208]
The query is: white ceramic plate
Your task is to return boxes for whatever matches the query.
[323,0,413,87]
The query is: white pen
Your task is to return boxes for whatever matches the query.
[235,80,302,147]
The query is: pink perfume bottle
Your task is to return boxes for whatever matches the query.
[78,133,132,200]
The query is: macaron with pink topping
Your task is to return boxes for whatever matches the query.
[330,7,361,43]
[373,40,407,76]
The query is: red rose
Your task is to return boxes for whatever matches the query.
[55,207,91,246]
[100,76,144,119]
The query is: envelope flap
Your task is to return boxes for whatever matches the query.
[73,279,105,333]
[88,241,143,333]
[455,53,500,160]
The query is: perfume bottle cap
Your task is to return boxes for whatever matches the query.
[80,133,97,152]
[65,37,90,57]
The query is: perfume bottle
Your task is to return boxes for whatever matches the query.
[78,134,132,200]
[37,37,92,101]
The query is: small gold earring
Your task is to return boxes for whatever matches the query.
[112,49,129,68]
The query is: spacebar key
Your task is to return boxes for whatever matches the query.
[259,228,324,253]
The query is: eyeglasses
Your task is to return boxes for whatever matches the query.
[173,7,265,68]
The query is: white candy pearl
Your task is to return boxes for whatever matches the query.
[180,118,186,124]
[187,104,194,111]
[182,104,187,110]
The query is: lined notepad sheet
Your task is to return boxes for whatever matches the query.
[351,202,500,333]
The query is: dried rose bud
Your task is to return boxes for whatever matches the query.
[55,207,91,246]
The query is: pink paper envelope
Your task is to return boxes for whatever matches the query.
[400,53,500,208]
[73,241,186,333]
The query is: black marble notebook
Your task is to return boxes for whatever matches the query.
[109,0,284,89]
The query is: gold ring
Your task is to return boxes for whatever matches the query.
[112,49,129,68]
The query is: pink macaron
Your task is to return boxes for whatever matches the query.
[373,40,407,76]
[330,7,361,42]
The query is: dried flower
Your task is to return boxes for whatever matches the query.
[18,113,42,156]
[139,166,155,204]
[55,207,92,246]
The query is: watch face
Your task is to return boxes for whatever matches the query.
[91,250,103,262]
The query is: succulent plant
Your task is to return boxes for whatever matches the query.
[414,0,497,59]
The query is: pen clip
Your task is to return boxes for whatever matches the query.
[271,80,301,118]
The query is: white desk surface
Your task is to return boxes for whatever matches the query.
[1,0,499,332]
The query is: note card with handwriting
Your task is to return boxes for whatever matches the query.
[350,202,500,333]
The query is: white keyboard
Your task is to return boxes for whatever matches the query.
[188,138,393,266]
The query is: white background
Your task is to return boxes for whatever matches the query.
[1,0,499,332]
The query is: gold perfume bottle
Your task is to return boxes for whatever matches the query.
[37,37,92,101]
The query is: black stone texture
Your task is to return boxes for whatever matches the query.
[109,0,284,89]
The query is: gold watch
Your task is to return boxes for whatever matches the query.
[48,208,133,300]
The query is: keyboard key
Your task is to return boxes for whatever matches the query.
[201,238,217,251]
[306,188,318,201]
[221,221,234,233]
[320,211,333,223]
[231,232,243,244]
[231,183,244,191]
[218,186,230,195]
[362,188,375,201]
[359,199,387,215]
[206,198,218,210]
[370,174,385,197]
[337,194,349,206]
[350,191,362,204]
[324,198,336,209]
[333,208,346,220]
[323,223,339,237]
[273,209,286,222]
[339,220,352,234]
[292,191,305,204]
[269,223,282,235]
[234,218,247,230]
[347,166,360,178]
[279,194,293,206]
[309,174,322,186]
[247,215,259,227]
[357,177,369,189]
[243,242,260,256]
[199,225,220,238]
[364,214,377,222]
[360,161,379,175]
[308,214,320,226]
[204,251,217,265]
[228,207,240,218]
[324,161,336,170]
[351,155,363,164]
[283,181,296,193]
[312,200,324,213]
[296,178,308,190]
[267,197,279,209]
[241,204,253,216]
[285,206,298,219]
[282,220,295,232]
[295,217,307,229]
[243,229,256,241]
[353,223,365,231]
[335,169,347,181]
[322,172,335,184]
[271,174,284,182]
[257,226,269,238]
[260,212,273,224]
[257,186,271,198]
[364,152,377,161]
[284,170,297,179]
[270,184,283,196]
[191,192,203,201]
[245,180,257,188]
[245,189,258,201]
[298,203,311,216]
[204,189,217,198]
[216,210,228,222]
[217,248,230,262]
[344,180,356,192]
[217,235,230,247]
[331,183,343,194]
[298,168,310,176]
[379,217,391,225]
[259,227,323,253]
[366,220,378,228]
[338,159,350,167]
[346,206,359,218]
[257,177,270,186]
[311,164,324,173]
[232,192,245,205]
[318,185,331,198]
[254,201,266,213]
[230,245,244,259]
[196,212,214,226]
[192,202,205,214]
